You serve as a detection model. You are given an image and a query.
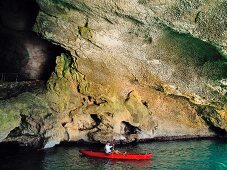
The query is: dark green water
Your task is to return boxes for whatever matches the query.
[0,139,227,170]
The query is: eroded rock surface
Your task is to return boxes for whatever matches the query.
[0,0,226,148]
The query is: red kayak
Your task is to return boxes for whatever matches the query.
[79,150,152,160]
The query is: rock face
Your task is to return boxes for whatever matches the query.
[0,0,226,148]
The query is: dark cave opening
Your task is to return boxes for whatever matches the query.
[90,114,102,127]
[0,0,66,81]
[209,125,227,138]
[122,121,141,135]
[196,106,227,137]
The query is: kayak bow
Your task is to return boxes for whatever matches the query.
[79,150,152,160]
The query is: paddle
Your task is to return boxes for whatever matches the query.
[111,139,115,151]
[111,139,126,154]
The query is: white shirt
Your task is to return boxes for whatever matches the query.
[104,144,113,154]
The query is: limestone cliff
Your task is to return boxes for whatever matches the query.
[0,0,226,148]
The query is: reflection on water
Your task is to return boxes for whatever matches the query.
[84,157,152,169]
[0,139,227,170]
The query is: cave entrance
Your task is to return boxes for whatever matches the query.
[0,0,65,81]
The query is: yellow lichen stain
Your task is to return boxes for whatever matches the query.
[218,108,227,122]
[78,26,92,39]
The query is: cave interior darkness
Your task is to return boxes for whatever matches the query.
[0,0,65,81]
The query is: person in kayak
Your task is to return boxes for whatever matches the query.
[104,141,121,154]
[104,142,113,154]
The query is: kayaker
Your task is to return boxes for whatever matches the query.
[104,141,121,154]
[104,141,113,154]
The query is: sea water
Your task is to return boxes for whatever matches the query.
[0,139,226,170]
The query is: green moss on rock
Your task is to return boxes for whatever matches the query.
[0,92,52,141]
